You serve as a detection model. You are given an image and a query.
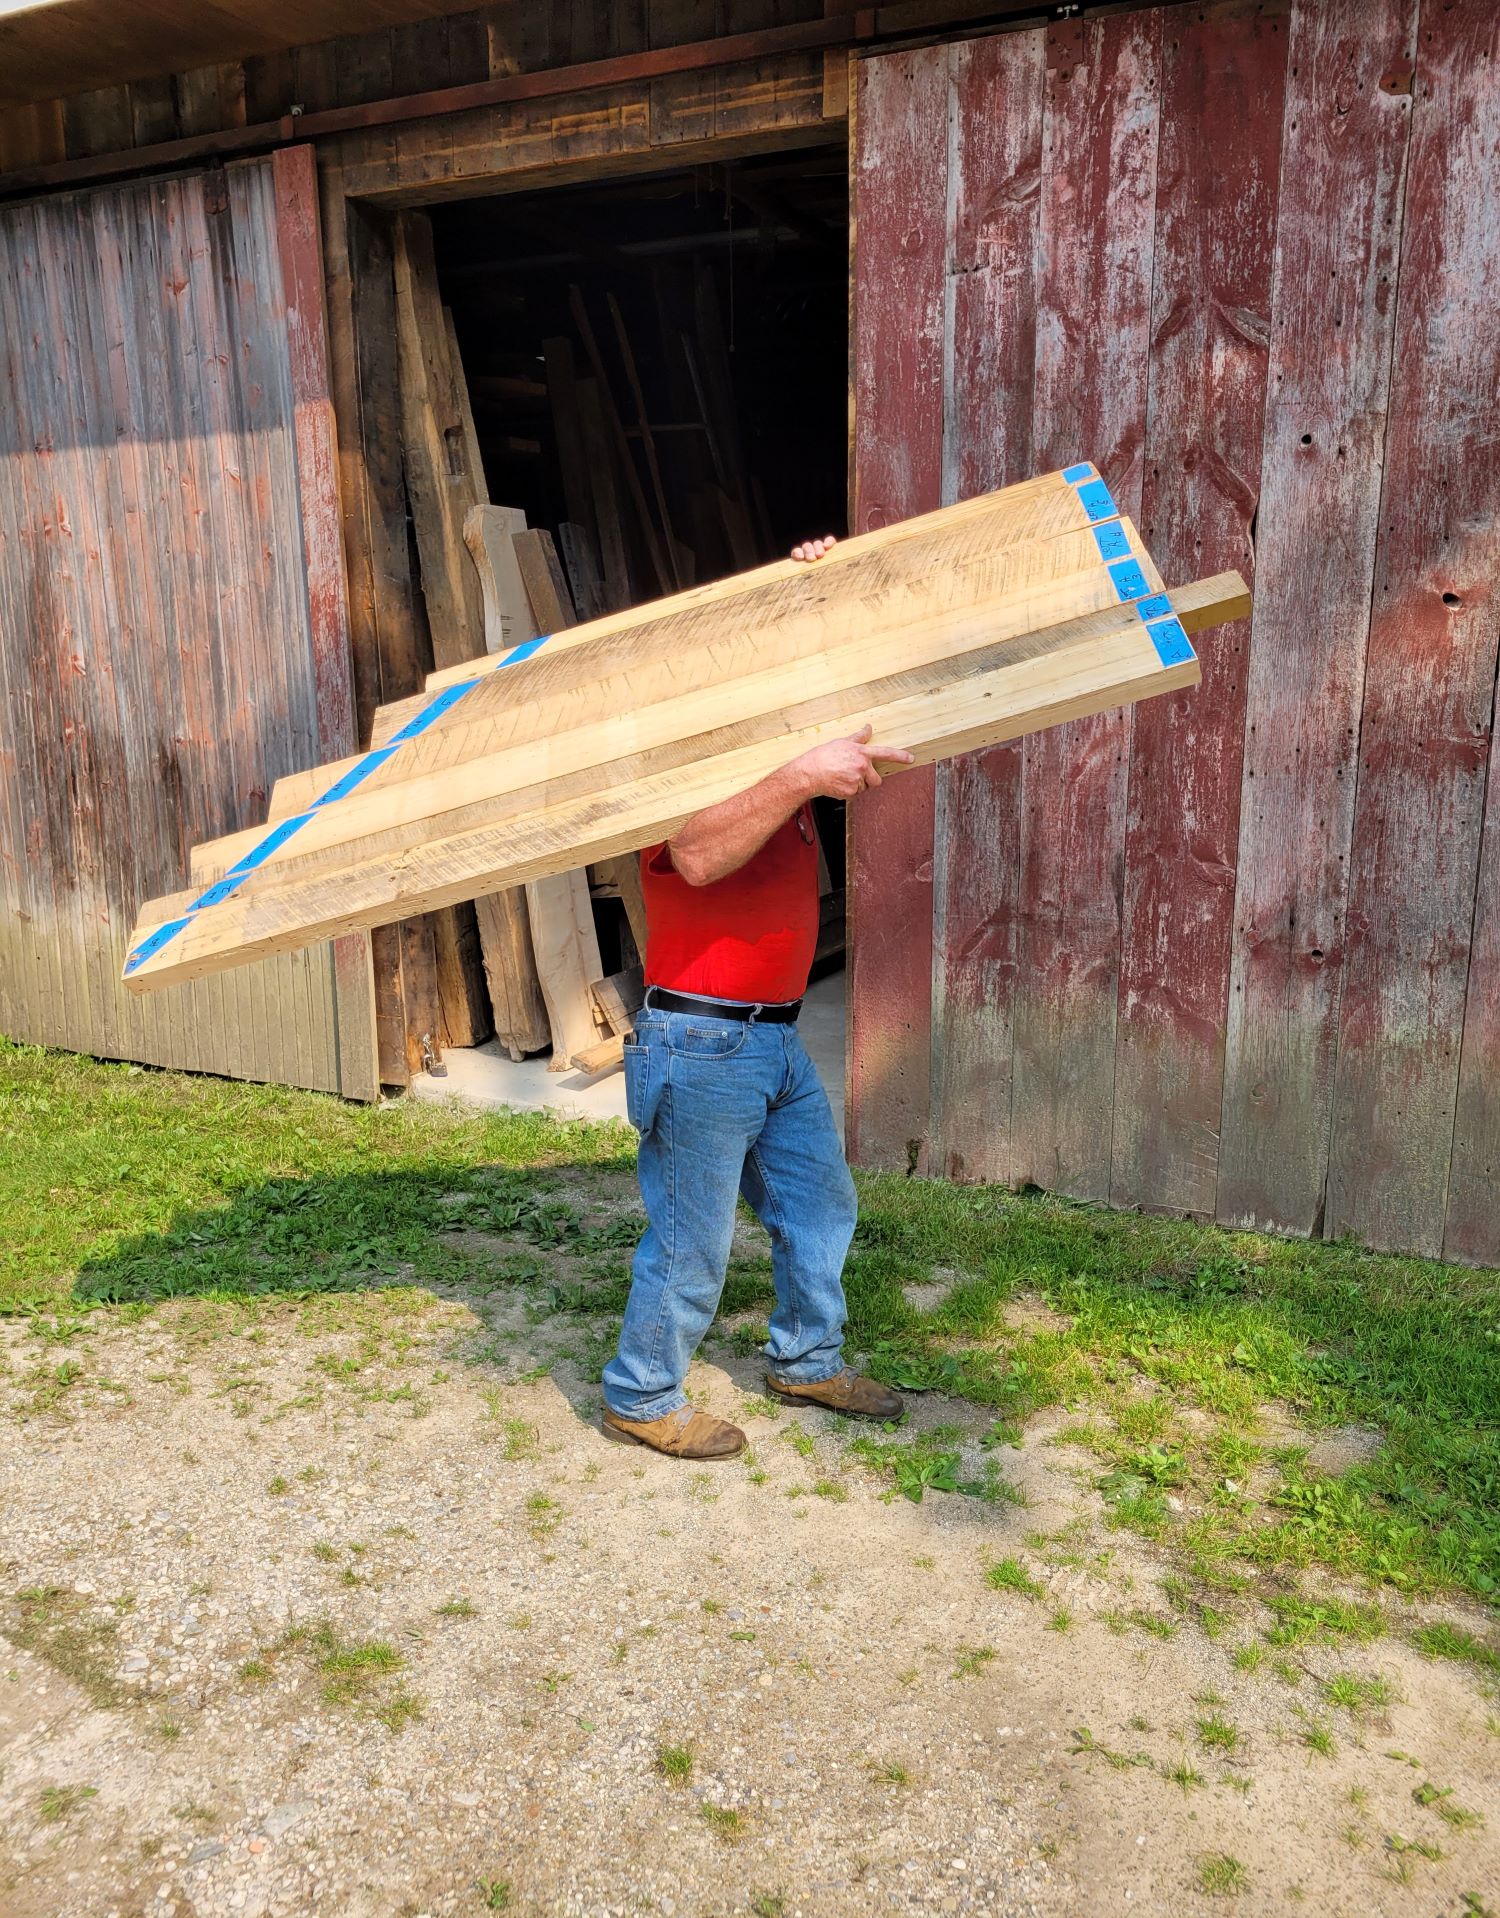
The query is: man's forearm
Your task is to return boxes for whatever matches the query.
[666,760,813,888]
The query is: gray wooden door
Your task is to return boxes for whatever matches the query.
[0,147,376,1096]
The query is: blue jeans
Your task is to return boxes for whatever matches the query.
[601,1006,858,1422]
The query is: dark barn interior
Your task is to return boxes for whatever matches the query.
[429,149,852,962]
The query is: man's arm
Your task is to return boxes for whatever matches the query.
[666,726,915,887]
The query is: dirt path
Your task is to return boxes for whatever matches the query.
[2,1218,1497,1918]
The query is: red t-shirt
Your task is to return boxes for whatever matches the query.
[640,802,819,1002]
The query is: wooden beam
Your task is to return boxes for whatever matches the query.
[254,501,1163,830]
[191,554,1213,895]
[463,503,534,655]
[125,571,1245,991]
[526,869,606,1071]
[392,208,485,663]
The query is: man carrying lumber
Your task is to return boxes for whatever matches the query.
[602,537,915,1460]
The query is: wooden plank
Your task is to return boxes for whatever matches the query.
[175,62,247,138]
[272,144,377,1101]
[512,527,577,633]
[412,464,1108,699]
[326,183,434,1082]
[1008,8,1163,1204]
[392,208,487,664]
[464,503,535,654]
[576,373,634,611]
[61,86,133,160]
[558,519,608,622]
[544,332,601,557]
[226,508,1166,848]
[1217,0,1418,1237]
[474,886,551,1057]
[390,204,491,1050]
[527,869,607,1069]
[458,509,553,1057]
[1110,0,1287,1215]
[849,42,953,1170]
[443,305,487,493]
[647,0,718,146]
[574,1031,627,1076]
[930,26,1044,1187]
[591,964,646,1034]
[1327,0,1500,1257]
[124,574,1238,989]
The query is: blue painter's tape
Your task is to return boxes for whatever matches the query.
[124,916,193,973]
[1135,593,1173,623]
[1146,616,1196,668]
[1091,520,1131,563]
[311,746,400,806]
[121,622,549,972]
[388,682,478,744]
[1062,462,1094,485]
[226,811,319,876]
[1075,477,1117,523]
[189,874,249,915]
[499,633,548,667]
[1108,556,1150,602]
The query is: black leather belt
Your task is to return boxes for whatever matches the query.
[643,986,802,1025]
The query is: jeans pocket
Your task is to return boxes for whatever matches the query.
[623,1038,649,1131]
[666,1020,748,1060]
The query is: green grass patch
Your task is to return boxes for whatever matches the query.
[6,1040,1500,1620]
[985,1556,1044,1601]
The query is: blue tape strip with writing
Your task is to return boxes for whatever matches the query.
[124,633,555,975]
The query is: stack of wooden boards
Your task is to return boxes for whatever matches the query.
[390,209,654,1072]
[123,464,1249,1003]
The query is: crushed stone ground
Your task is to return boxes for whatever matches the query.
[2,1195,1497,1918]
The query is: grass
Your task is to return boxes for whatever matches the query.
[1197,1852,1249,1896]
[7,1586,128,1710]
[38,1783,97,1823]
[5,1038,1500,1640]
[985,1556,1045,1601]
[655,1742,693,1783]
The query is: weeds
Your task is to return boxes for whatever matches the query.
[1196,1852,1248,1896]
[655,1742,693,1783]
[985,1557,1044,1601]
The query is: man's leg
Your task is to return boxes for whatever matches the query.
[738,1027,857,1386]
[603,1015,778,1423]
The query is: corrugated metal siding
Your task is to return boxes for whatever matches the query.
[0,154,372,1094]
[849,0,1500,1265]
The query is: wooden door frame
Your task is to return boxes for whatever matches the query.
[316,55,849,1082]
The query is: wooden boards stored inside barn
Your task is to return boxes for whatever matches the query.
[122,466,1248,993]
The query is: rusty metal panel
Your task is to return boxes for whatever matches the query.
[0,153,374,1095]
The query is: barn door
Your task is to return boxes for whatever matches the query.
[0,146,376,1097]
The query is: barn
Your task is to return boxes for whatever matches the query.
[1,0,1496,1267]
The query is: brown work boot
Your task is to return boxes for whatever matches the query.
[601,1404,746,1459]
[765,1366,904,1422]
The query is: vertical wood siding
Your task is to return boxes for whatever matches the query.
[846,48,945,1172]
[0,154,374,1096]
[850,0,1500,1265]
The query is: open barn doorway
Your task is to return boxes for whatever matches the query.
[412,145,850,1118]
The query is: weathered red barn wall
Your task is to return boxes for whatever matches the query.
[850,0,1500,1266]
[0,148,376,1095]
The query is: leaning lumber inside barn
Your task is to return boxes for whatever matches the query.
[2,0,1498,1268]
